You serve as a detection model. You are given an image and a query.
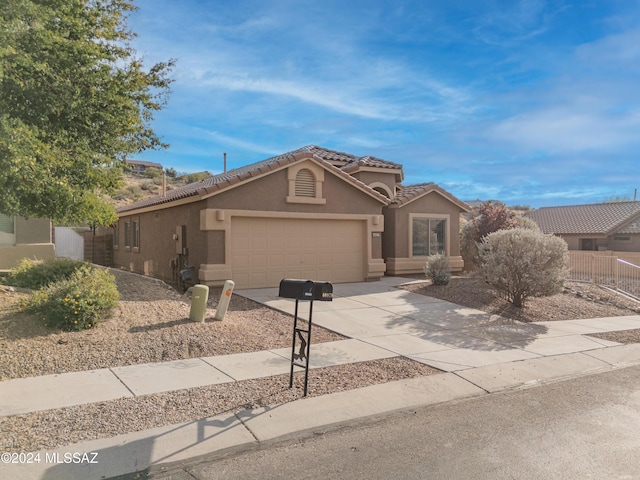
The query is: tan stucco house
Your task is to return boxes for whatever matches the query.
[0,213,55,271]
[526,201,640,252]
[110,146,469,288]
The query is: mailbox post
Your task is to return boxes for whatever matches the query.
[278,279,333,396]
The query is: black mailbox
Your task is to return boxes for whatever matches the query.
[279,279,333,301]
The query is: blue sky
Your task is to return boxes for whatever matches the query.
[128,0,640,208]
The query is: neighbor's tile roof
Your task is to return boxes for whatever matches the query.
[391,183,470,211]
[526,202,640,235]
[118,145,391,213]
[619,218,640,234]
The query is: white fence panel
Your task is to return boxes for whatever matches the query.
[54,227,85,261]
[568,251,640,299]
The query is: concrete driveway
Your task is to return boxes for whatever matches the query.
[238,277,640,372]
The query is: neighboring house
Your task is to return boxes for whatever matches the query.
[125,159,163,175]
[0,213,55,270]
[526,202,640,252]
[109,146,469,288]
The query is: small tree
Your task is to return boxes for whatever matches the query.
[478,228,569,308]
[424,254,451,285]
[472,201,518,242]
[461,201,520,271]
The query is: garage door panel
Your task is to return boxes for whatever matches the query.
[249,272,268,288]
[268,253,285,266]
[250,254,267,268]
[231,217,365,288]
[285,253,301,267]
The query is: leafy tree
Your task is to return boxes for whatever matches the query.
[0,0,174,225]
[478,228,569,308]
[471,201,518,242]
[461,201,519,271]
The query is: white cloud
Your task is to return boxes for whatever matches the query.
[205,131,282,156]
[489,108,640,153]
[471,0,557,46]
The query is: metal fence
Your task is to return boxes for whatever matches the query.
[568,251,640,299]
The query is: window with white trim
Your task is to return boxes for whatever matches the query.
[412,217,446,256]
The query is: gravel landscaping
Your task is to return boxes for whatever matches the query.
[402,276,640,345]
[0,269,437,452]
[1,269,639,453]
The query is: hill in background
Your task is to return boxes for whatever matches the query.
[112,167,211,208]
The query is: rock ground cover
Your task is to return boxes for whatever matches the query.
[1,269,639,452]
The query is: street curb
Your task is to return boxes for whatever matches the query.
[4,350,640,480]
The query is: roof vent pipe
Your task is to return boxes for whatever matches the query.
[224,152,227,173]
[162,169,166,197]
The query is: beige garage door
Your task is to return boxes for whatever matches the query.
[230,217,365,288]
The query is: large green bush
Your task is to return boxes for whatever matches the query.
[4,257,84,289]
[478,228,569,308]
[24,264,119,331]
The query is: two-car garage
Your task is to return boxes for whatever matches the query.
[230,216,366,288]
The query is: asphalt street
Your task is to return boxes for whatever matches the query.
[138,365,640,480]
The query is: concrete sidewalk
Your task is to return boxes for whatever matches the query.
[239,277,640,372]
[2,277,640,480]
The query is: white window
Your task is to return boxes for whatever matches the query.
[0,213,16,246]
[412,217,446,256]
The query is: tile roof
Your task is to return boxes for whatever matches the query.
[118,146,392,213]
[391,183,470,211]
[526,202,640,235]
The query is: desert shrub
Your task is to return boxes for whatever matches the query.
[25,264,119,331]
[515,215,540,230]
[143,167,163,179]
[5,257,85,289]
[126,184,143,199]
[424,254,451,285]
[478,228,569,308]
[180,172,210,184]
[460,221,480,272]
[140,179,157,191]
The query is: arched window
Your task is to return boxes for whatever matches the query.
[295,168,316,197]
